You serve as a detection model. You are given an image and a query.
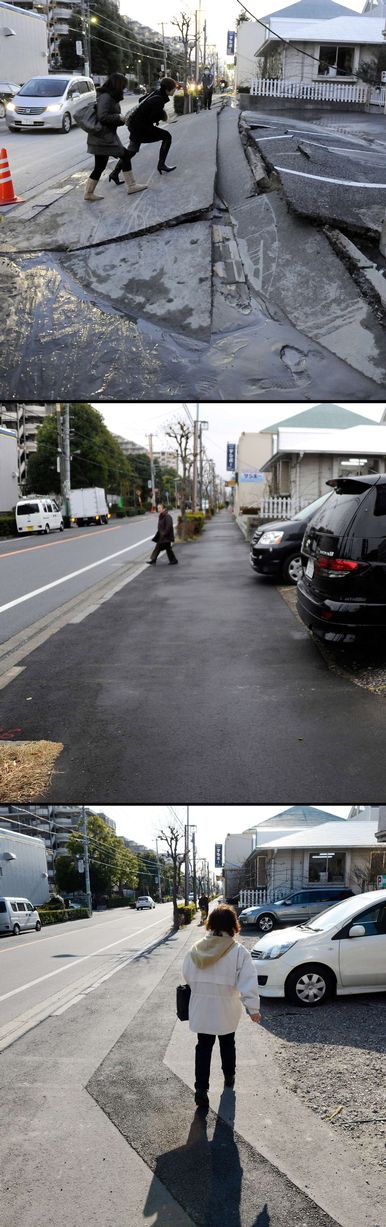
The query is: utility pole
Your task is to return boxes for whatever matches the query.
[155,838,162,902]
[184,806,190,905]
[203,19,207,66]
[81,805,92,916]
[191,829,197,905]
[57,403,71,518]
[192,405,199,512]
[160,21,168,75]
[148,434,157,511]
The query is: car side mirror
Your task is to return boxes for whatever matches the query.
[348,924,366,938]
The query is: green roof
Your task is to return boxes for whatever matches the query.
[262,404,377,432]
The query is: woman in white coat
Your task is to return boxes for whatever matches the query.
[182,904,261,1109]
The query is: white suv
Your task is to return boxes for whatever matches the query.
[6,75,96,133]
[136,896,156,910]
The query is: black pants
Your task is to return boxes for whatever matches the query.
[195,1032,236,1092]
[90,150,132,182]
[115,127,172,175]
[203,90,213,110]
[150,542,178,563]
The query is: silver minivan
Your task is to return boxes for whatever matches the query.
[6,75,96,133]
[0,897,42,935]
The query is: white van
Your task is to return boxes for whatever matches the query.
[16,498,64,535]
[0,897,42,935]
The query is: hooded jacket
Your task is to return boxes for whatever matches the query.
[182,934,260,1036]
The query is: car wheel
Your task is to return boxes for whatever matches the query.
[35,920,42,931]
[62,112,71,133]
[59,522,64,532]
[13,923,21,935]
[44,524,50,534]
[282,552,303,585]
[256,912,276,933]
[285,964,335,1007]
[0,101,5,119]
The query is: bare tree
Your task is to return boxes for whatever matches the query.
[158,824,186,929]
[172,11,199,111]
[166,417,193,539]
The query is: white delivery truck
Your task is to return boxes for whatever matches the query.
[67,488,109,526]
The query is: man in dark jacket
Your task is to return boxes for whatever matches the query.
[110,77,177,183]
[147,502,178,565]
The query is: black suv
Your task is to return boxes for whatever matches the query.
[250,492,332,585]
[297,475,386,644]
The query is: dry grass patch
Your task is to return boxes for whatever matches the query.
[0,741,63,800]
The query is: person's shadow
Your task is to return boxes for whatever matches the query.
[142,1090,271,1227]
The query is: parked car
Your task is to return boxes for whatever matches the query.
[136,896,155,909]
[0,81,19,119]
[16,498,64,535]
[0,897,41,935]
[250,492,333,585]
[298,475,386,644]
[6,75,96,133]
[251,888,386,1007]
[239,886,354,933]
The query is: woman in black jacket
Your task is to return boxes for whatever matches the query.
[109,77,177,186]
[84,73,147,200]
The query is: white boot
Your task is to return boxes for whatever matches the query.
[123,170,147,195]
[84,177,104,201]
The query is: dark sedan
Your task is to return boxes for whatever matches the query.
[250,492,332,585]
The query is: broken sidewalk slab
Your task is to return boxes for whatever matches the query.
[229,192,386,386]
[252,131,386,236]
[326,228,386,314]
[0,110,218,254]
[0,250,380,400]
[60,220,212,340]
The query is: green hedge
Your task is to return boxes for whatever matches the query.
[177,512,206,539]
[177,903,197,925]
[39,908,89,925]
[0,512,17,538]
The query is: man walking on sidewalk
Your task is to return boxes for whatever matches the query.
[147,502,178,565]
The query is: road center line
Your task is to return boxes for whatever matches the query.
[0,535,153,615]
[273,165,386,188]
[0,916,167,1003]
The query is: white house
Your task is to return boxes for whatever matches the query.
[260,422,386,503]
[242,817,384,900]
[234,431,272,515]
[224,805,347,895]
[236,1,386,102]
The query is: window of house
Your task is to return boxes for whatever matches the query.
[318,45,354,77]
[308,852,346,883]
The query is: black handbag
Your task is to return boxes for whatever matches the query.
[176,983,191,1021]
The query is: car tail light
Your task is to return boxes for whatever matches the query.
[317,557,359,576]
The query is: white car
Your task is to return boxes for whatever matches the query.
[16,498,64,535]
[251,888,386,1007]
[136,896,156,910]
[6,74,96,133]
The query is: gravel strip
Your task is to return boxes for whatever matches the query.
[278,584,386,694]
[241,931,386,1172]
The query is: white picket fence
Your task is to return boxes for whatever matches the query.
[250,77,368,104]
[239,887,290,906]
[370,85,386,107]
[259,496,310,519]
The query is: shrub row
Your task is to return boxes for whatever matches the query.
[177,903,197,925]
[177,512,206,539]
[0,512,17,538]
[39,908,89,925]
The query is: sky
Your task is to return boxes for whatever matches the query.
[93,805,352,870]
[95,403,386,479]
[119,0,364,65]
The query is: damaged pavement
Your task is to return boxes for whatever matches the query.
[1,102,385,399]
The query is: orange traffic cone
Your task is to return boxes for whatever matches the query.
[0,148,24,204]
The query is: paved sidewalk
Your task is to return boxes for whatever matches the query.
[2,511,386,802]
